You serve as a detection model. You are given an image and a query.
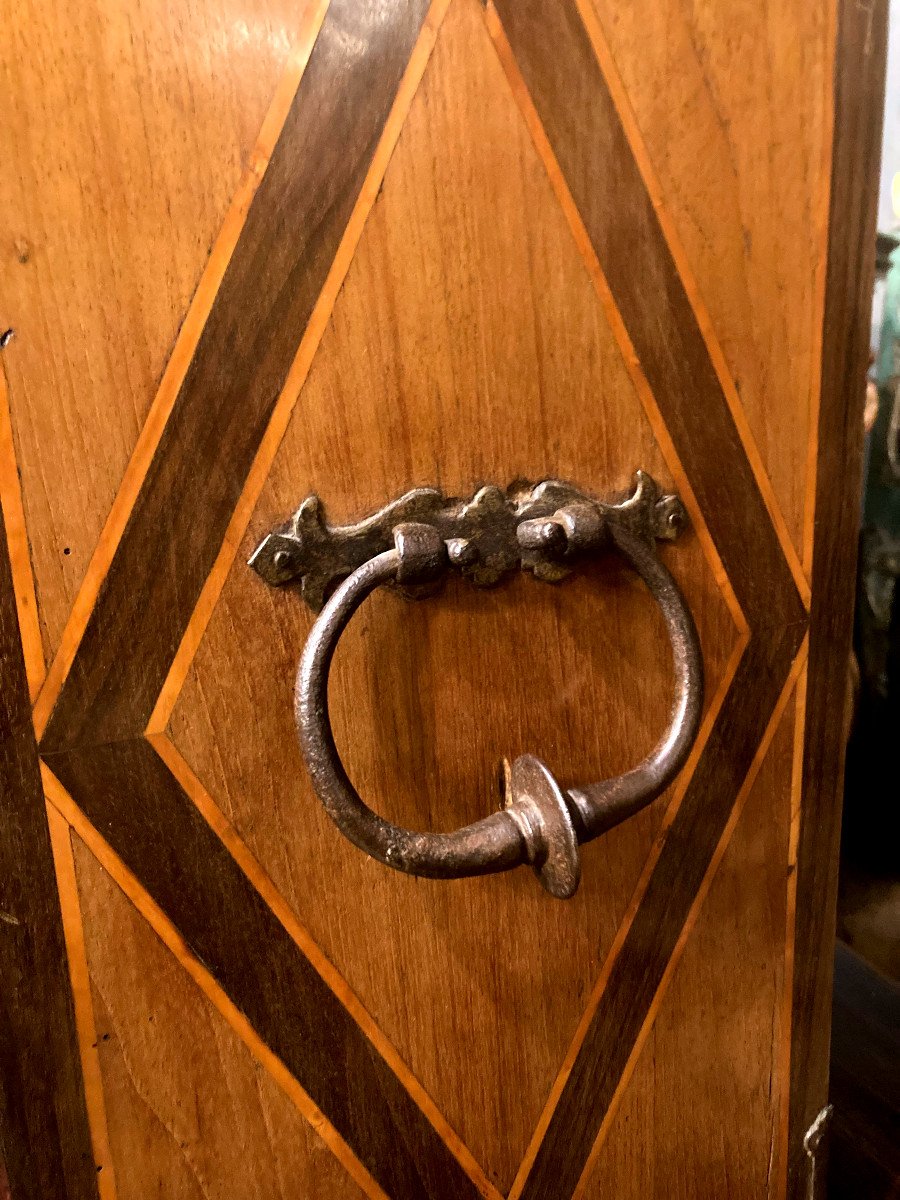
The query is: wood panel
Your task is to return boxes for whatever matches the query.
[490,0,804,629]
[0,0,315,662]
[0,424,96,1196]
[71,832,367,1200]
[168,0,736,1187]
[35,3,501,1195]
[48,735,489,1200]
[0,365,43,699]
[585,0,831,563]
[41,0,441,752]
[510,632,805,1200]
[785,1,888,1194]
[484,4,808,1195]
[0,0,876,1194]
[45,803,117,1198]
[580,699,794,1198]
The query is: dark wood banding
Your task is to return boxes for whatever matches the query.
[0,506,98,1198]
[45,738,484,1200]
[24,0,863,1191]
[42,0,432,752]
[487,2,810,1194]
[34,1,488,1192]
[517,630,804,1199]
[491,0,806,633]
[786,2,888,1194]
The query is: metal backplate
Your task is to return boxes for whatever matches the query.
[249,471,686,610]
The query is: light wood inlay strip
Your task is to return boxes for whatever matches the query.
[570,0,811,609]
[785,2,887,1190]
[484,0,746,640]
[489,0,805,631]
[774,663,810,1200]
[45,802,118,1200]
[802,0,842,578]
[147,730,501,1200]
[32,0,332,739]
[0,359,44,699]
[40,0,446,754]
[506,622,749,1196]
[147,0,454,735]
[569,638,809,1199]
[37,3,503,1190]
[0,431,98,1198]
[41,765,390,1200]
[482,3,810,1192]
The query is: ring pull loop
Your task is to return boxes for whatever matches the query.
[250,474,704,899]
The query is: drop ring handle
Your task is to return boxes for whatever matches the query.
[290,483,703,900]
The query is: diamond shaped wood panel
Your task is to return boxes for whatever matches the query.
[0,0,882,1197]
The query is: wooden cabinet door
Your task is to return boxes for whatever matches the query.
[0,1,886,1197]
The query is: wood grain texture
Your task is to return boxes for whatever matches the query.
[580,701,794,1198]
[0,476,96,1196]
[47,738,485,1200]
[1,0,864,1192]
[0,363,43,699]
[71,833,368,1200]
[145,727,494,1195]
[481,4,745,634]
[41,0,435,753]
[29,0,333,743]
[46,805,118,1199]
[0,0,314,663]
[144,0,452,738]
[43,765,401,1200]
[513,631,805,1200]
[168,0,735,1185]
[583,0,830,564]
[490,0,805,632]
[785,1,888,1195]
[481,4,808,1195]
[35,2,503,1193]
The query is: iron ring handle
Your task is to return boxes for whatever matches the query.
[295,523,703,899]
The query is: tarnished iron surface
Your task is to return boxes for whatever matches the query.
[251,473,703,898]
[249,471,686,610]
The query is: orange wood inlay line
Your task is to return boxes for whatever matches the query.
[570,636,809,1199]
[511,623,806,1199]
[45,802,119,1200]
[786,3,887,1190]
[32,0,332,740]
[0,430,98,1193]
[147,0,454,736]
[147,730,500,1200]
[41,765,391,1200]
[507,623,749,1197]
[46,733,491,1199]
[476,2,811,1193]
[40,0,454,756]
[488,0,805,634]
[802,0,841,579]
[0,358,45,700]
[569,0,811,611]
[37,1,503,1190]
[484,0,747,641]
[774,663,810,1200]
